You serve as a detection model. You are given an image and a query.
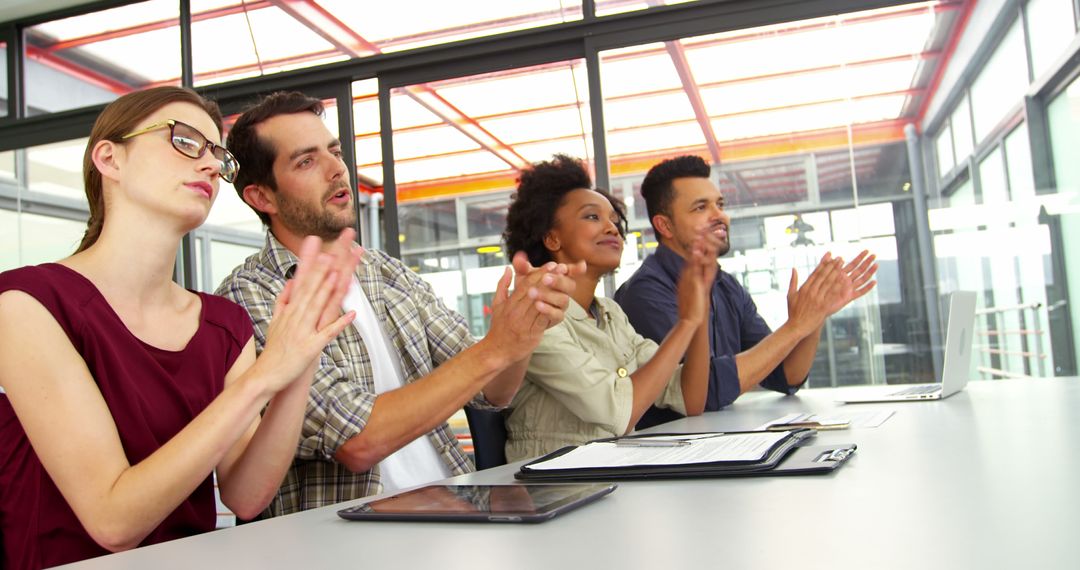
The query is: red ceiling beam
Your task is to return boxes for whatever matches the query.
[361,117,907,171]
[270,0,529,171]
[664,38,722,165]
[268,0,380,56]
[41,2,273,52]
[915,0,976,124]
[145,48,344,89]
[25,44,134,94]
[351,51,937,138]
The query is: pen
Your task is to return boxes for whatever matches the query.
[614,440,690,448]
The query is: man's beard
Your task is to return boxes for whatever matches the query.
[276,183,356,240]
[677,228,731,258]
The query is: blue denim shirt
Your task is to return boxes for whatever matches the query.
[614,244,803,429]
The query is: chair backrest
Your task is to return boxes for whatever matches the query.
[463,407,508,470]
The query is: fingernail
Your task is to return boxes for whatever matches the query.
[528,287,539,299]
[543,275,554,286]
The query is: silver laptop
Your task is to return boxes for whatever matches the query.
[837,291,977,403]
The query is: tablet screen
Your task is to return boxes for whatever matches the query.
[337,483,616,523]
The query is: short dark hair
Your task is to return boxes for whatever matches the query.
[504,154,627,267]
[227,91,324,226]
[640,154,711,233]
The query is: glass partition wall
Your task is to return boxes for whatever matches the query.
[2,0,1079,383]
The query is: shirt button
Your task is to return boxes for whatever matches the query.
[617,367,628,378]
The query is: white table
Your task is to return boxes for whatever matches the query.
[58,379,1080,569]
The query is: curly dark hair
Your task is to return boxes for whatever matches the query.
[227,91,325,226]
[504,154,628,267]
[640,154,711,233]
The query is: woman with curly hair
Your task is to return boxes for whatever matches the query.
[501,154,720,461]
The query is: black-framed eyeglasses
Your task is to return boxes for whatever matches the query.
[121,119,239,183]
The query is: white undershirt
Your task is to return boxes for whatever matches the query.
[341,277,451,493]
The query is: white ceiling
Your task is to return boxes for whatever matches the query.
[0,0,100,24]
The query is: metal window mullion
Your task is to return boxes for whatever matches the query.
[378,81,400,258]
[585,38,609,190]
[906,123,945,380]
[5,23,24,120]
[1020,0,1035,85]
[176,0,197,289]
[333,81,361,244]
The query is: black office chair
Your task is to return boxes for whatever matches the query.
[463,407,508,470]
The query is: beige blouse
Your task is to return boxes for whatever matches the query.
[504,296,686,463]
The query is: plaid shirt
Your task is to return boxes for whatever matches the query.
[216,232,488,516]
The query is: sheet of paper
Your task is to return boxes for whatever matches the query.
[754,410,895,431]
[526,432,789,471]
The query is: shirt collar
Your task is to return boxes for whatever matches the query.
[260,230,301,280]
[652,242,686,282]
[566,296,614,327]
[566,297,591,321]
[259,230,372,281]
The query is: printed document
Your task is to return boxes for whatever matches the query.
[526,432,789,471]
[754,410,894,431]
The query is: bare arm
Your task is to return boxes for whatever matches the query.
[480,254,582,407]
[625,232,720,430]
[0,236,355,551]
[216,232,361,518]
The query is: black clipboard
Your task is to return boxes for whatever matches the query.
[515,429,856,481]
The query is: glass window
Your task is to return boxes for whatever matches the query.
[978,146,1007,205]
[0,151,14,181]
[463,192,513,240]
[399,199,458,247]
[929,118,1065,379]
[190,0,347,87]
[27,138,87,199]
[936,124,955,176]
[351,79,384,249]
[951,96,974,164]
[1045,76,1080,375]
[1004,123,1034,201]
[969,21,1028,143]
[1026,0,1077,81]
[0,209,87,272]
[24,0,181,114]
[390,60,592,336]
[207,240,259,293]
[316,0,582,54]
[1,40,7,119]
[596,3,941,387]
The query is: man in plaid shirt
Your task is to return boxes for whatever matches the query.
[217,92,576,517]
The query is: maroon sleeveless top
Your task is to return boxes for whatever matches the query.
[0,264,253,569]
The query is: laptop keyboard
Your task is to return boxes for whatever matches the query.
[891,384,941,396]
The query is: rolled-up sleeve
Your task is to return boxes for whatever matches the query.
[623,310,687,416]
[735,291,804,397]
[379,253,496,410]
[526,323,634,435]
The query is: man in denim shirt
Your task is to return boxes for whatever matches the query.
[614,156,878,429]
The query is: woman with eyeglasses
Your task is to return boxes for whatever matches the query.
[0,86,359,569]
[501,154,719,462]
